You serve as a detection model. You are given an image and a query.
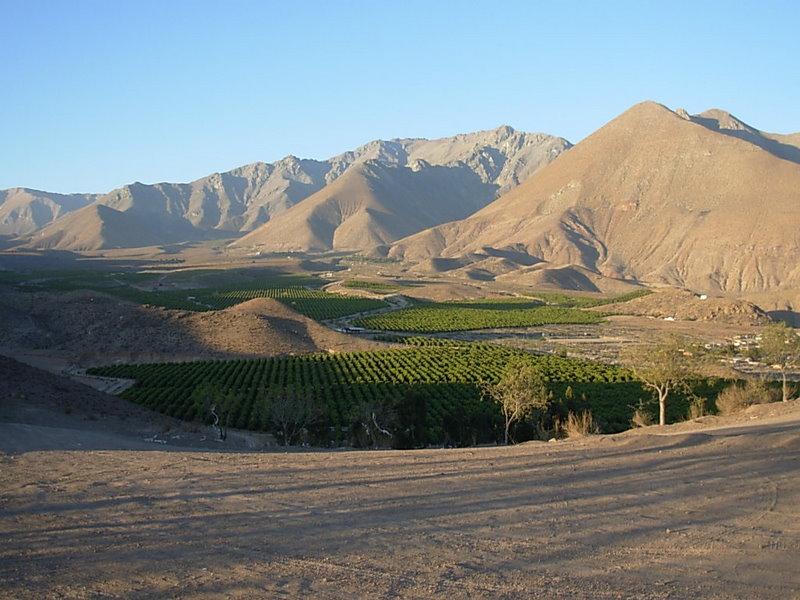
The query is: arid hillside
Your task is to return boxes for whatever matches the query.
[0,289,386,367]
[390,101,800,295]
[0,188,96,236]
[598,289,770,325]
[8,127,569,251]
[233,159,499,254]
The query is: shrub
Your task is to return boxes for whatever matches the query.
[562,410,600,438]
[630,400,654,428]
[686,395,708,420]
[715,378,780,415]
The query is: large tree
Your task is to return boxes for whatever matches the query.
[758,322,800,402]
[623,334,695,426]
[482,359,552,444]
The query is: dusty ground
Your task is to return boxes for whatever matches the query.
[2,382,800,599]
[599,289,769,326]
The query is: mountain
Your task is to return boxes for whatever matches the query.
[0,188,95,236]
[8,127,570,251]
[389,101,800,295]
[232,126,568,254]
[24,203,205,251]
[233,158,500,254]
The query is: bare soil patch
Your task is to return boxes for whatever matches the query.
[599,289,769,326]
[1,399,799,599]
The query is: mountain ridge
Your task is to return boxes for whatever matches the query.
[388,101,800,295]
[8,126,570,251]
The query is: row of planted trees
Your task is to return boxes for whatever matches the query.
[113,323,800,449]
[194,382,501,449]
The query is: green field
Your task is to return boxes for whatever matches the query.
[87,340,716,447]
[212,288,388,319]
[353,298,605,332]
[341,280,410,293]
[526,289,653,308]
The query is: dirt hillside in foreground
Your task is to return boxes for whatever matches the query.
[0,289,386,366]
[1,390,798,599]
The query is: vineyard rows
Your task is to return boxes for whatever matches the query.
[525,289,652,308]
[353,298,605,332]
[88,342,659,446]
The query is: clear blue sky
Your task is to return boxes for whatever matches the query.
[2,0,799,193]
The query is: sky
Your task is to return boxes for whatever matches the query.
[2,0,799,194]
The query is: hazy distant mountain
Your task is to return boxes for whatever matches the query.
[389,101,800,295]
[8,127,570,251]
[0,188,95,236]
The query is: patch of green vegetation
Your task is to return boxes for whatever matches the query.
[341,280,409,293]
[525,289,652,308]
[354,298,603,333]
[89,343,648,446]
[2,267,387,318]
[91,339,731,445]
[341,255,400,264]
[212,288,388,320]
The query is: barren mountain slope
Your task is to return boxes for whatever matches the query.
[689,108,800,163]
[8,127,569,251]
[0,290,385,366]
[20,203,202,251]
[228,127,572,253]
[390,101,800,295]
[232,159,500,253]
[0,188,95,236]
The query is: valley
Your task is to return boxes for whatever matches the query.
[0,244,790,449]
[2,100,799,599]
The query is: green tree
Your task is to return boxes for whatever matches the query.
[481,359,552,444]
[758,322,800,402]
[350,396,396,448]
[623,334,695,426]
[395,389,428,449]
[191,383,233,441]
[262,386,325,446]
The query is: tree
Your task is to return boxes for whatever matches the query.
[395,389,428,449]
[758,322,800,402]
[481,359,552,444]
[350,396,395,448]
[623,334,695,426]
[191,383,233,441]
[262,386,325,446]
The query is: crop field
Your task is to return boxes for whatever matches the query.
[3,268,387,318]
[86,340,719,447]
[353,298,606,332]
[341,279,410,293]
[526,289,652,308]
